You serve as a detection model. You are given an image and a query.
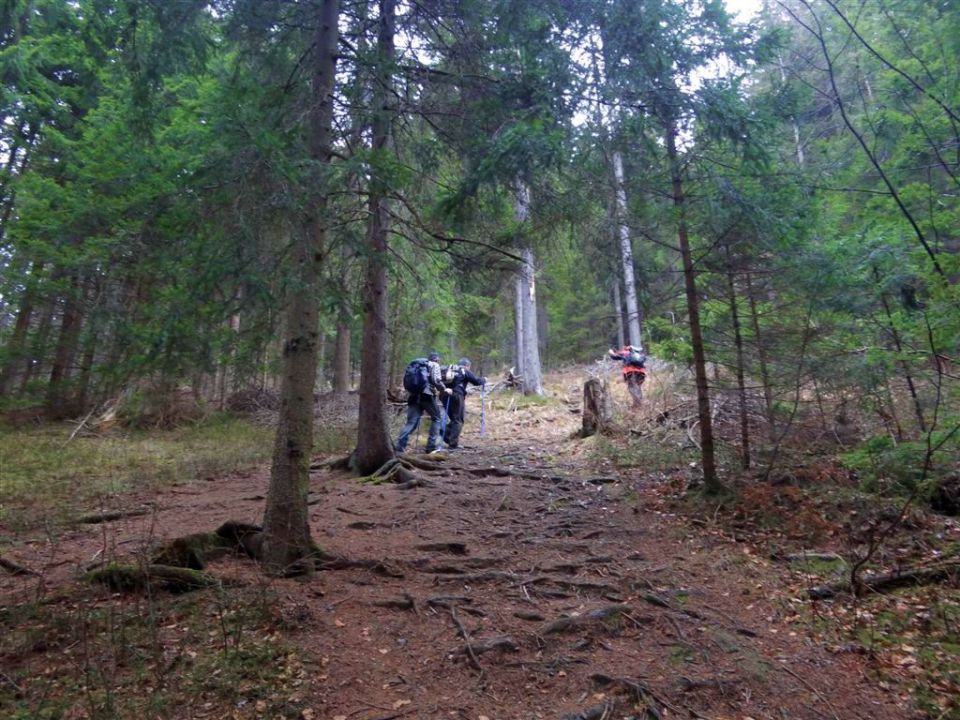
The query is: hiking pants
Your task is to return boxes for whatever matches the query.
[625,371,645,405]
[443,392,466,448]
[395,393,442,452]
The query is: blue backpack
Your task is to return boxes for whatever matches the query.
[403,358,430,394]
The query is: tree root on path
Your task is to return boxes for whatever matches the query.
[359,454,451,488]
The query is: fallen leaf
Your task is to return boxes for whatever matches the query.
[393,700,412,709]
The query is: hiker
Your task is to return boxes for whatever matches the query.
[395,351,452,454]
[441,358,486,450]
[609,345,647,405]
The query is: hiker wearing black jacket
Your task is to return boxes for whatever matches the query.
[442,358,486,450]
[395,351,451,454]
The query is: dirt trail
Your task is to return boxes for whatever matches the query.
[2,370,916,719]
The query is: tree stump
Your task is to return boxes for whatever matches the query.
[581,378,611,438]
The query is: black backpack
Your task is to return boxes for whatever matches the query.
[403,358,430,394]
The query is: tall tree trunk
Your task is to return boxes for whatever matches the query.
[46,271,88,419]
[745,272,776,444]
[332,315,351,395]
[262,0,340,575]
[520,246,543,395]
[0,260,44,396]
[612,150,643,348]
[665,121,720,493]
[513,274,525,379]
[612,277,625,349]
[725,256,750,470]
[515,182,543,396]
[354,0,396,476]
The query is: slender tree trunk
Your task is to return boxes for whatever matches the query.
[520,248,543,395]
[74,291,102,413]
[725,257,750,469]
[46,271,88,419]
[665,121,720,493]
[612,151,643,348]
[745,272,776,445]
[262,0,340,575]
[332,316,351,395]
[0,260,44,395]
[513,274,525,380]
[873,267,927,434]
[354,0,397,475]
[613,278,625,349]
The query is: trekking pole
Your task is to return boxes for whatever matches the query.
[440,394,450,449]
[480,383,486,439]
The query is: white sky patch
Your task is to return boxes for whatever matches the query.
[725,0,763,23]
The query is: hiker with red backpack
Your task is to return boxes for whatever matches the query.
[609,345,647,405]
[395,351,452,454]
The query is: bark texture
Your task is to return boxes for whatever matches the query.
[612,151,643,349]
[666,120,720,493]
[353,0,397,475]
[262,0,341,575]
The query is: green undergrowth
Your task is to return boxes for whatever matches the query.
[591,431,699,474]
[0,414,274,528]
[1,584,316,720]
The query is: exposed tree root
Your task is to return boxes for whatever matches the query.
[317,555,405,578]
[809,558,960,599]
[360,455,441,488]
[0,556,37,576]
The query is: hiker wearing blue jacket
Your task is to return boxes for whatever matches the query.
[395,351,451,454]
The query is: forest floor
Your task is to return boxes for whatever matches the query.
[2,366,958,720]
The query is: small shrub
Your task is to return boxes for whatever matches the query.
[841,432,958,497]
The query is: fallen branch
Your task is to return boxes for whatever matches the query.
[371,593,416,611]
[0,556,37,576]
[541,605,645,635]
[449,605,485,684]
[808,558,960,599]
[85,563,221,593]
[76,507,152,524]
[559,700,619,720]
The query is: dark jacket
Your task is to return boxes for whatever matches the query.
[447,367,484,396]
